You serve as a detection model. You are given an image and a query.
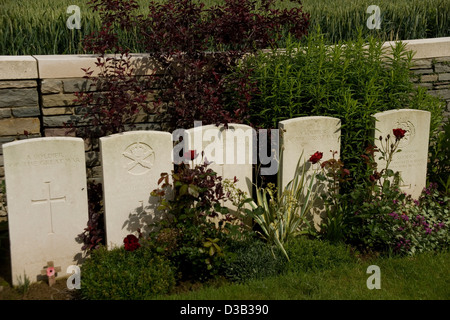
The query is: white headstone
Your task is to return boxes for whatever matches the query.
[373,109,431,199]
[100,131,173,248]
[185,123,255,212]
[278,116,341,229]
[3,137,88,286]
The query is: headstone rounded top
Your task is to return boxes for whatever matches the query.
[187,123,253,129]
[3,136,83,148]
[373,109,431,117]
[187,124,220,132]
[279,116,341,126]
[100,130,172,141]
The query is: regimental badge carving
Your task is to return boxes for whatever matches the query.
[394,120,415,148]
[122,142,155,175]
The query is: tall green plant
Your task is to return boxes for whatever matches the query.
[150,155,255,281]
[242,30,445,190]
[301,0,450,44]
[246,151,319,260]
[2,0,450,55]
[428,120,450,194]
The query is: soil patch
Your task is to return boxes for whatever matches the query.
[0,276,80,300]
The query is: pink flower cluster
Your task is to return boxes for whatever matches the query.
[397,214,447,235]
[395,238,411,251]
[388,212,409,221]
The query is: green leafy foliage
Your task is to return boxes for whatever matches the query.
[317,130,449,256]
[428,120,450,194]
[318,131,412,251]
[80,244,176,300]
[313,151,351,243]
[390,183,450,255]
[245,151,320,260]
[75,0,310,131]
[344,183,449,256]
[284,236,355,274]
[76,181,105,252]
[223,239,287,283]
[149,158,254,281]
[242,31,445,191]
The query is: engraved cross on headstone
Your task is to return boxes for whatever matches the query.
[31,181,66,234]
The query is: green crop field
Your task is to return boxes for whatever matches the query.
[0,0,449,55]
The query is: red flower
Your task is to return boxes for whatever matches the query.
[370,171,381,182]
[341,168,350,177]
[123,234,140,251]
[183,150,199,161]
[393,128,406,140]
[309,151,323,164]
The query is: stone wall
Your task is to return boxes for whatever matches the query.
[0,54,161,220]
[383,37,450,121]
[1,37,450,221]
[411,57,450,120]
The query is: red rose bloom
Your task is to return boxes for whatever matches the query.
[341,168,350,177]
[309,151,323,164]
[183,150,199,161]
[370,171,381,182]
[124,234,140,251]
[393,128,406,140]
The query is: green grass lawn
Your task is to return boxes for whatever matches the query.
[158,250,450,300]
[0,236,448,300]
